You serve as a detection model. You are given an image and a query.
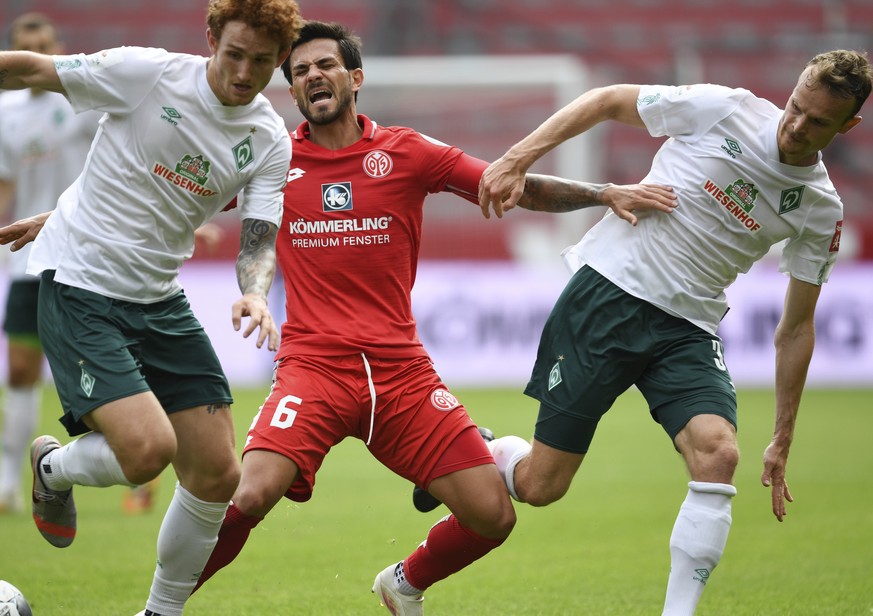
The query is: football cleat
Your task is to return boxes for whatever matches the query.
[412,426,494,513]
[372,562,423,615]
[30,435,76,548]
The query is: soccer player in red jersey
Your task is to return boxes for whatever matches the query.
[193,20,676,613]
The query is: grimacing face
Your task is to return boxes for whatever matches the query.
[206,20,286,107]
[288,38,361,125]
[777,66,861,166]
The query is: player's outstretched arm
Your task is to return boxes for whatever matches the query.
[478,84,644,219]
[0,211,52,251]
[518,176,677,225]
[762,277,820,521]
[0,51,64,92]
[233,218,280,351]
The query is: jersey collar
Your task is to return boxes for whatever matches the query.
[291,114,377,141]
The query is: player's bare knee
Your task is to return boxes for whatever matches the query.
[522,480,569,507]
[230,480,281,517]
[688,439,739,483]
[122,441,176,484]
[191,459,240,503]
[463,501,516,539]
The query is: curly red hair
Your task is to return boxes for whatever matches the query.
[206,0,303,52]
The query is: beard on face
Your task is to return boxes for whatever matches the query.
[298,88,354,126]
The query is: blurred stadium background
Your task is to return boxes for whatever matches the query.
[1,0,871,388]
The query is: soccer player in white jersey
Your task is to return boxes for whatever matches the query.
[0,13,101,514]
[0,1,302,614]
[478,50,872,615]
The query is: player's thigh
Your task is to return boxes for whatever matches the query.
[169,403,239,500]
[638,324,737,442]
[525,266,652,452]
[244,355,361,503]
[84,390,177,483]
[37,272,153,436]
[367,356,480,489]
[136,291,234,414]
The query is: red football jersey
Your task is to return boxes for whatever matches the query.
[276,115,488,360]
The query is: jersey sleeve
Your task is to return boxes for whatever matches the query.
[409,132,469,192]
[637,83,745,142]
[53,47,166,115]
[779,208,843,285]
[445,153,489,205]
[236,126,292,228]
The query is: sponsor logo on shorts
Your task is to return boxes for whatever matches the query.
[548,362,562,391]
[430,389,459,411]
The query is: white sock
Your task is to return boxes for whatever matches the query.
[42,432,135,491]
[662,481,736,616]
[0,386,40,493]
[487,435,531,502]
[145,483,229,616]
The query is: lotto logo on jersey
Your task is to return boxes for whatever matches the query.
[430,389,460,412]
[322,183,353,211]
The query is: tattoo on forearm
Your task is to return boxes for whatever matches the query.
[237,219,278,298]
[0,69,8,88]
[520,176,609,213]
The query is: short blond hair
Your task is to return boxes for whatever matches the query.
[807,49,873,117]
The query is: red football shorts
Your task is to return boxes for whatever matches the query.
[243,353,492,502]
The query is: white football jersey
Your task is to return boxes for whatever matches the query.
[565,83,843,334]
[27,46,291,302]
[0,90,100,278]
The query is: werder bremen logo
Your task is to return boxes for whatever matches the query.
[175,154,211,186]
[779,186,805,215]
[233,136,255,171]
[548,361,563,391]
[725,179,759,214]
[79,360,95,398]
[637,93,661,107]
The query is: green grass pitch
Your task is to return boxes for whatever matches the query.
[3,386,872,614]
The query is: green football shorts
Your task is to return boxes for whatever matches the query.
[525,266,737,454]
[3,278,42,348]
[38,270,233,436]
